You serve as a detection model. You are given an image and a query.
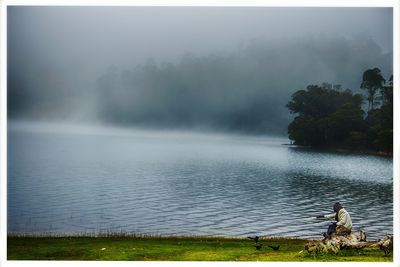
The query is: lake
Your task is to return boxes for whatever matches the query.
[7,122,393,239]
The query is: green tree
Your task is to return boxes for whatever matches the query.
[324,103,365,146]
[364,74,393,153]
[360,68,385,111]
[287,70,393,154]
[288,116,325,146]
[287,84,362,119]
[287,84,364,147]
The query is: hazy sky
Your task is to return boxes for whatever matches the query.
[8,6,393,134]
[9,7,393,67]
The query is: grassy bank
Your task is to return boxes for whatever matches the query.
[7,236,392,261]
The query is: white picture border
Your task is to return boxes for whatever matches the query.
[0,1,398,267]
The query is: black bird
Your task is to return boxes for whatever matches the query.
[268,245,280,251]
[254,244,263,250]
[247,236,259,243]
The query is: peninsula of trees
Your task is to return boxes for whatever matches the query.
[287,68,392,154]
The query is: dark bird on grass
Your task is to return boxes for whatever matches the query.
[247,236,259,243]
[254,244,263,250]
[268,245,280,251]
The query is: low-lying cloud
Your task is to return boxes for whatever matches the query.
[7,7,393,135]
[93,36,391,134]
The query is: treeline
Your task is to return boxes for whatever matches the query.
[287,68,393,154]
[90,37,391,134]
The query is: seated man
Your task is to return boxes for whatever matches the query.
[317,202,352,237]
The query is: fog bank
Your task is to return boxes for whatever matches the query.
[7,7,393,134]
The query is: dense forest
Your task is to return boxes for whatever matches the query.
[287,68,393,154]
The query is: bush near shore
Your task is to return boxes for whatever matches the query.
[7,236,392,261]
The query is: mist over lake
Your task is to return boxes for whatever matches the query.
[8,122,392,239]
[8,7,392,134]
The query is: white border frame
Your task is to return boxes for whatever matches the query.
[0,1,398,267]
[0,0,397,7]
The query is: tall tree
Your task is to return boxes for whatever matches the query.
[360,68,385,110]
[287,70,393,154]
[287,84,364,147]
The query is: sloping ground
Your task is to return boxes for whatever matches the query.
[7,236,392,261]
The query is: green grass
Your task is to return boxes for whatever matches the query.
[7,236,392,261]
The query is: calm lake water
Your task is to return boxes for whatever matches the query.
[8,122,393,239]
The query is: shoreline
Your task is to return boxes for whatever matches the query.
[6,232,386,243]
[7,235,392,261]
[284,144,393,158]
[6,232,313,241]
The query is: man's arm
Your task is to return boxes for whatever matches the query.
[316,213,336,219]
[324,213,336,219]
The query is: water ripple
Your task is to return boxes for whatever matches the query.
[8,126,393,240]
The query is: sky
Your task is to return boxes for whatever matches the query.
[7,6,393,134]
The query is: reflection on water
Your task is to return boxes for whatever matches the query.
[8,123,393,239]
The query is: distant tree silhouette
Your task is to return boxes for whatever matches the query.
[364,74,393,152]
[287,69,393,154]
[287,84,364,147]
[360,68,385,111]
